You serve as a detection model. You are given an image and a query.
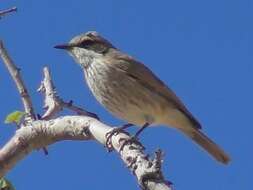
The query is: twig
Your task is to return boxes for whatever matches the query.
[38,67,99,120]
[0,41,48,154]
[0,116,171,190]
[37,67,61,119]
[0,7,17,18]
[0,41,35,121]
[61,100,99,119]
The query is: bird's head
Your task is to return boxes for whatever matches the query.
[54,31,115,67]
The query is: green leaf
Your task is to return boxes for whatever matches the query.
[5,111,25,124]
[0,178,15,190]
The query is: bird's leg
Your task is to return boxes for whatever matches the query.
[42,147,49,155]
[105,123,133,152]
[134,123,150,138]
[119,123,150,152]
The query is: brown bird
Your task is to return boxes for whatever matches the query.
[55,31,230,164]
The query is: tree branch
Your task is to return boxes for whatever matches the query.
[0,43,172,189]
[0,41,35,121]
[0,7,17,19]
[0,116,171,190]
[38,67,99,120]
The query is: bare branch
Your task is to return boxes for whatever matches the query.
[0,41,35,121]
[0,116,171,190]
[61,100,99,119]
[0,7,17,18]
[38,67,99,120]
[37,67,62,119]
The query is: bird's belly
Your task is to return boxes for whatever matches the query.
[85,65,167,126]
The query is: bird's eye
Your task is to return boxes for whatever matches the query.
[80,39,94,48]
[78,39,108,54]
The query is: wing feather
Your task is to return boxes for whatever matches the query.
[107,51,201,129]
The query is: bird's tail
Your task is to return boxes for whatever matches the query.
[180,127,230,164]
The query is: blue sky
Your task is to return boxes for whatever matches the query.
[0,0,252,189]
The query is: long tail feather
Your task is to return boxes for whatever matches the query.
[180,128,230,164]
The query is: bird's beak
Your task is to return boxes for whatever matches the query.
[54,44,72,50]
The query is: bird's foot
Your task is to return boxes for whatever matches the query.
[119,136,145,152]
[118,123,149,152]
[105,123,133,152]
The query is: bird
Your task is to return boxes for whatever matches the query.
[54,31,230,164]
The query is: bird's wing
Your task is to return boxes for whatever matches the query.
[109,52,201,129]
